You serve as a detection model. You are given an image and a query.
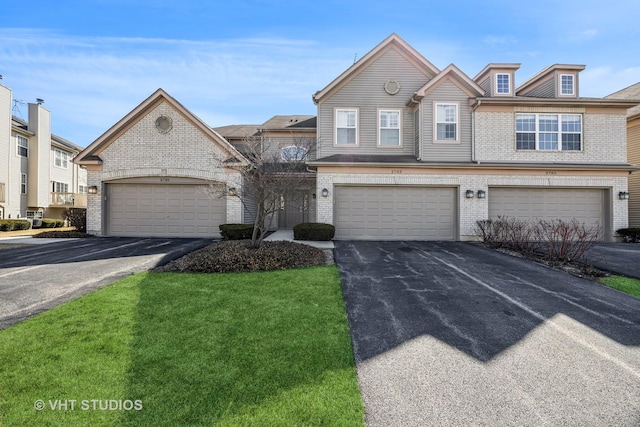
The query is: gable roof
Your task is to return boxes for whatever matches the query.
[473,63,521,82]
[312,33,440,104]
[516,64,585,94]
[409,63,485,104]
[75,88,248,166]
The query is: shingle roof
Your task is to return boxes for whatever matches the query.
[260,115,316,130]
[606,82,640,117]
[212,124,260,139]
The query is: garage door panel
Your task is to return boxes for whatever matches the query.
[335,186,456,240]
[107,183,225,238]
[488,188,605,237]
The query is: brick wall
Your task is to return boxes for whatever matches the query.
[87,101,242,235]
[316,171,627,240]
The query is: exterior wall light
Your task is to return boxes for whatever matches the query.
[88,186,98,194]
[619,191,630,200]
[321,188,329,197]
[228,187,237,196]
[465,190,475,198]
[477,190,486,199]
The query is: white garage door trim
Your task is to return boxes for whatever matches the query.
[334,185,457,241]
[105,178,226,238]
[488,187,609,239]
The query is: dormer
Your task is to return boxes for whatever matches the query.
[473,63,520,97]
[516,64,585,98]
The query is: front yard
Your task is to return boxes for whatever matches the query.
[0,266,364,426]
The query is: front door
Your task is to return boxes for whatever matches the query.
[279,191,308,228]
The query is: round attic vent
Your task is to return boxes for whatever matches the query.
[384,79,400,95]
[155,115,173,133]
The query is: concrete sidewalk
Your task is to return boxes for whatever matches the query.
[264,229,334,249]
[0,236,79,245]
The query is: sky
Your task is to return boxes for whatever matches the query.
[2,0,640,148]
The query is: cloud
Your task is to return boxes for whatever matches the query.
[580,65,640,97]
[482,36,517,46]
[0,29,348,146]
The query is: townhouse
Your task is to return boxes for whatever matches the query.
[0,84,87,221]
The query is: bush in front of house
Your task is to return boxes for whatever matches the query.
[0,219,31,231]
[219,223,255,240]
[293,222,335,241]
[65,208,87,232]
[617,228,640,242]
[475,216,600,264]
[41,218,65,229]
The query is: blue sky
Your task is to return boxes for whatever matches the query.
[2,0,639,147]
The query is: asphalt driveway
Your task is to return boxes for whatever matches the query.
[335,241,640,427]
[586,243,640,279]
[0,237,214,329]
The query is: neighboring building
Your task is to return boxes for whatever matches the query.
[0,84,87,221]
[76,34,637,241]
[308,34,636,241]
[606,83,640,227]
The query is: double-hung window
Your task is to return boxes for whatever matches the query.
[53,181,69,193]
[17,135,28,157]
[435,103,458,142]
[560,74,575,95]
[379,109,401,146]
[496,73,510,95]
[54,149,69,168]
[516,113,582,151]
[20,174,27,194]
[335,109,358,145]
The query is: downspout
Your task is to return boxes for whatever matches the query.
[471,99,481,164]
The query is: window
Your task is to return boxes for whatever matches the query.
[560,74,574,95]
[516,113,582,151]
[26,210,43,219]
[17,135,28,157]
[335,109,358,145]
[435,103,458,142]
[379,109,401,146]
[280,145,308,161]
[79,185,88,194]
[20,174,27,194]
[52,181,69,193]
[496,73,510,94]
[54,149,69,169]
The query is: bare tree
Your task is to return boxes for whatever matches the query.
[210,133,316,248]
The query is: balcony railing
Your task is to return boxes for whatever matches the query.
[0,182,5,203]
[50,192,87,208]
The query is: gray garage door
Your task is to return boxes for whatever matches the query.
[107,183,225,237]
[488,187,606,234]
[334,186,456,240]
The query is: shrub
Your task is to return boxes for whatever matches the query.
[0,219,31,231]
[219,223,255,240]
[34,230,93,238]
[617,228,640,243]
[293,222,335,241]
[41,218,64,229]
[65,208,87,232]
[476,216,600,264]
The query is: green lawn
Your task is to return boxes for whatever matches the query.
[0,266,364,426]
[599,275,640,299]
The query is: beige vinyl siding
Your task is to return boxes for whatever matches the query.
[628,121,640,226]
[421,80,472,162]
[479,76,491,96]
[317,48,431,158]
[520,76,555,98]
